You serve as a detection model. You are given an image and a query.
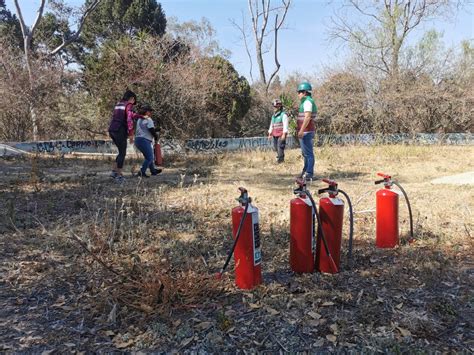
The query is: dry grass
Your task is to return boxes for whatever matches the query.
[0,145,472,352]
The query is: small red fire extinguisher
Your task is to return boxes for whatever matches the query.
[154,141,163,167]
[216,188,262,289]
[375,173,414,248]
[316,179,354,273]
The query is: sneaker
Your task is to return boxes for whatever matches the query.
[115,175,125,183]
[137,170,149,178]
[110,171,119,178]
[151,168,162,176]
[304,174,314,181]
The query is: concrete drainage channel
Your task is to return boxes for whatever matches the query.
[430,171,474,185]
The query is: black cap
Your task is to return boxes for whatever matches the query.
[141,104,154,112]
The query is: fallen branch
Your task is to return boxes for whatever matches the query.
[69,232,138,284]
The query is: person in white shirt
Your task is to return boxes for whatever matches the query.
[267,99,289,163]
[296,82,317,180]
[134,104,162,178]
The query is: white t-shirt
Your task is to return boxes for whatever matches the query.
[135,117,155,141]
[303,100,313,112]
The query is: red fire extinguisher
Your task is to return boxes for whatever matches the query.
[290,179,339,273]
[316,179,354,273]
[375,173,414,248]
[290,179,315,273]
[154,142,163,167]
[216,187,262,289]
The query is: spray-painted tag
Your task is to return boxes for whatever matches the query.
[252,211,262,266]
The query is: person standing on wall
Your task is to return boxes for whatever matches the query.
[134,104,162,178]
[108,90,143,183]
[296,82,317,181]
[267,98,289,163]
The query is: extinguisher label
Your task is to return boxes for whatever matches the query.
[329,197,344,206]
[252,212,262,266]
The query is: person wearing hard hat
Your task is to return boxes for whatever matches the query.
[296,81,317,180]
[267,98,289,163]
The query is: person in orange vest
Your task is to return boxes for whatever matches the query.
[267,99,289,163]
[296,82,317,180]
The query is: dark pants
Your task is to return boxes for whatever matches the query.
[134,137,158,174]
[272,136,286,162]
[109,128,127,169]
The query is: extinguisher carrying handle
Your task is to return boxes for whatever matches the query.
[237,187,251,205]
[318,187,330,194]
[374,179,385,185]
[322,178,337,186]
[293,178,307,195]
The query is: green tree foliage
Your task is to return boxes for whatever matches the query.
[0,0,22,48]
[81,0,166,49]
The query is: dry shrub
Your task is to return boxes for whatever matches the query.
[315,72,370,134]
[374,72,474,133]
[70,191,221,317]
[239,86,274,136]
[275,69,473,135]
[84,34,251,139]
[0,39,73,141]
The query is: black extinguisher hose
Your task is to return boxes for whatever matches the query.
[305,190,339,273]
[392,181,414,241]
[338,189,354,265]
[215,201,249,279]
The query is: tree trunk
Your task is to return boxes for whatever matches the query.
[23,35,38,140]
[256,39,266,84]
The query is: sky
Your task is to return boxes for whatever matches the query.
[6,0,474,82]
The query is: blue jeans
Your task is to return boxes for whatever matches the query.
[134,137,156,174]
[299,131,315,177]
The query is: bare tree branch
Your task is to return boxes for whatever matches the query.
[50,0,102,55]
[328,0,458,78]
[230,14,254,82]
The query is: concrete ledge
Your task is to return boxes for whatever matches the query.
[431,171,474,185]
[1,133,472,156]
[0,144,29,157]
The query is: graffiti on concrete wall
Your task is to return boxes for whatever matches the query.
[4,133,472,156]
[185,139,229,152]
[14,140,114,154]
[185,136,297,152]
[313,133,474,146]
[238,137,272,149]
